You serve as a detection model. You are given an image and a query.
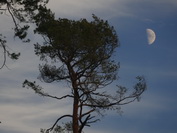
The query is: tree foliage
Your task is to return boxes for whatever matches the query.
[0,0,49,68]
[0,34,20,69]
[0,0,49,40]
[22,6,146,133]
[41,123,72,133]
[0,1,147,132]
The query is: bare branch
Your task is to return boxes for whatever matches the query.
[0,36,12,70]
[86,118,100,125]
[0,41,7,69]
[42,93,74,100]
[81,76,146,110]
[23,80,74,100]
[79,114,91,132]
[82,92,145,110]
[6,2,18,29]
[79,109,95,119]
[82,92,143,108]
[46,115,73,132]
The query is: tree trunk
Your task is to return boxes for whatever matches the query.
[67,63,80,133]
[72,88,79,133]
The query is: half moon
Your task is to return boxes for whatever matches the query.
[146,29,156,45]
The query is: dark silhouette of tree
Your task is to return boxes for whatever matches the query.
[23,8,146,133]
[0,0,49,40]
[0,0,49,68]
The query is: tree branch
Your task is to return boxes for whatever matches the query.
[23,80,74,100]
[79,109,95,119]
[79,114,91,132]
[6,2,18,29]
[0,41,7,69]
[42,93,74,100]
[46,115,73,132]
[82,88,145,109]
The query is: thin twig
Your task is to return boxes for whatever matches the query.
[7,2,18,29]
[0,43,6,69]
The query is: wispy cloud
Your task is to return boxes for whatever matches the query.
[47,0,177,20]
[0,0,177,133]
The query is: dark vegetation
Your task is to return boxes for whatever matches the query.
[0,1,146,132]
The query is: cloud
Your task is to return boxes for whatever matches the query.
[0,1,177,133]
[46,0,177,21]
[0,79,73,133]
[47,0,120,19]
[0,101,72,133]
[0,36,72,133]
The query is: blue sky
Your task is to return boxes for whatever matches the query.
[0,0,177,133]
